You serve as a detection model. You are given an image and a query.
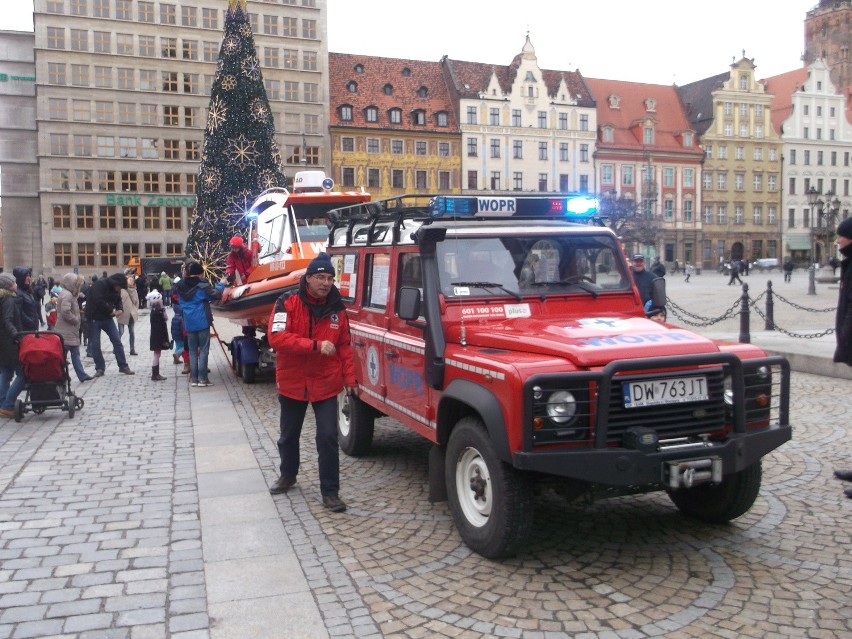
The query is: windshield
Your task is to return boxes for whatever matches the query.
[437,234,631,298]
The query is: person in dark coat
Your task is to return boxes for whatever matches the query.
[832,218,852,497]
[145,290,170,381]
[135,274,149,309]
[782,257,794,283]
[85,273,135,376]
[174,261,221,387]
[0,273,23,418]
[12,267,41,331]
[629,255,656,305]
[727,260,743,286]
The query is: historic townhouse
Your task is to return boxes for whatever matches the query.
[679,57,783,271]
[441,36,596,194]
[804,0,852,120]
[328,53,459,199]
[766,59,852,266]
[585,78,704,265]
[13,0,327,276]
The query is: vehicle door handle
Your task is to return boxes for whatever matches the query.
[384,351,399,359]
[353,340,365,347]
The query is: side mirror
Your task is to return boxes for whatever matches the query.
[397,286,421,320]
[650,276,666,310]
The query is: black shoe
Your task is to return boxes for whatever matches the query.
[118,367,135,375]
[79,376,93,382]
[322,495,347,512]
[834,469,852,482]
[129,350,138,356]
[269,476,296,495]
[93,370,105,378]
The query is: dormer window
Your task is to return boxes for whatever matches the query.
[602,127,614,143]
[417,86,428,98]
[364,106,378,123]
[412,109,426,126]
[644,98,656,112]
[382,83,393,96]
[388,108,402,124]
[739,73,748,89]
[401,67,411,77]
[643,126,654,144]
[524,71,536,82]
[683,132,693,147]
[608,94,621,109]
[435,111,448,127]
[346,81,357,93]
[353,64,364,74]
[339,105,353,122]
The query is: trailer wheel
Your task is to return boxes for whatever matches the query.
[445,417,533,559]
[337,391,374,456]
[13,399,23,423]
[241,362,256,384]
[668,461,762,523]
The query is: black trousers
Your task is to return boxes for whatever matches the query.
[277,394,340,496]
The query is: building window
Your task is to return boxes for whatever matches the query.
[490,172,500,190]
[162,105,179,126]
[392,169,404,189]
[367,168,380,189]
[93,31,110,53]
[48,62,66,85]
[76,243,96,267]
[753,206,763,225]
[559,143,569,162]
[439,171,450,190]
[365,106,378,123]
[51,169,69,190]
[753,174,763,191]
[489,108,500,126]
[467,138,477,157]
[302,18,317,38]
[643,127,653,144]
[74,135,91,157]
[121,172,138,192]
[412,110,426,126]
[663,167,674,188]
[303,51,318,71]
[53,205,71,229]
[122,206,139,230]
[143,207,160,230]
[664,199,674,221]
[490,139,500,159]
[165,207,182,230]
[622,165,634,187]
[467,171,478,190]
[735,173,744,191]
[166,243,183,257]
[538,142,548,161]
[512,110,521,127]
[683,168,694,188]
[466,106,477,125]
[717,205,727,225]
[164,173,181,193]
[97,136,115,157]
[163,139,180,160]
[537,111,547,129]
[49,98,67,120]
[99,206,117,229]
[182,40,198,61]
[100,243,118,267]
[94,66,111,88]
[601,164,613,186]
[55,244,72,268]
[415,171,427,190]
[414,141,427,156]
[717,173,726,189]
[76,204,94,229]
[580,144,589,162]
[70,29,87,51]
[538,174,548,191]
[366,138,379,154]
[684,199,693,222]
[202,7,217,28]
[138,35,155,57]
[161,37,177,58]
[160,3,176,24]
[142,172,158,192]
[513,140,523,159]
[513,172,523,191]
[558,113,567,130]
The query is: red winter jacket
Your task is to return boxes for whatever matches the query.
[267,278,356,402]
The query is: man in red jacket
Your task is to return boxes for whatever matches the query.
[267,252,356,512]
[224,235,256,285]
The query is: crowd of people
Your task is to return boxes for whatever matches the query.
[0,256,223,418]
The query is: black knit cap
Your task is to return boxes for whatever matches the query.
[837,217,852,240]
[306,252,334,276]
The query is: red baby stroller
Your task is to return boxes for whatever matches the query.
[14,331,83,422]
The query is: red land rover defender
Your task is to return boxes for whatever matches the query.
[327,194,792,559]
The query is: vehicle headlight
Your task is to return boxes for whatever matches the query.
[723,375,733,406]
[546,390,577,424]
[755,365,770,380]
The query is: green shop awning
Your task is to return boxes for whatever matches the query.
[786,235,811,250]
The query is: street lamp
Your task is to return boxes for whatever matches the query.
[806,186,820,295]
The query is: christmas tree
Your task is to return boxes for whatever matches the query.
[186,0,285,277]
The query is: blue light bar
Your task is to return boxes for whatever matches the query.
[429,195,598,220]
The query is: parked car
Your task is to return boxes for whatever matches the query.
[751,258,779,272]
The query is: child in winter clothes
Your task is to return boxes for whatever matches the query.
[170,292,190,374]
[146,290,170,381]
[44,297,58,330]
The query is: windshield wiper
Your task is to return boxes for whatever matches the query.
[530,279,599,297]
[451,281,522,302]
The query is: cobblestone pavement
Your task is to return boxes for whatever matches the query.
[0,277,850,639]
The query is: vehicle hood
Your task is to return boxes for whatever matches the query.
[455,316,721,368]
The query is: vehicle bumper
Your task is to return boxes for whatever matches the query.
[512,424,791,486]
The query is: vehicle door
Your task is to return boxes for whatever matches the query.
[383,251,435,437]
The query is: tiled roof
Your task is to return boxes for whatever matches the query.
[441,57,595,108]
[761,68,809,135]
[677,72,731,136]
[584,78,701,156]
[328,52,458,132]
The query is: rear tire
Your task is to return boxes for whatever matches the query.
[445,417,533,559]
[337,391,374,456]
[68,394,76,419]
[668,461,762,523]
[13,399,23,423]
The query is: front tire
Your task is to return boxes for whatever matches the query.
[668,461,762,523]
[337,391,374,456]
[241,362,256,384]
[445,417,533,559]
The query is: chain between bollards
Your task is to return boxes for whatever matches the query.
[765,280,775,331]
[738,282,750,343]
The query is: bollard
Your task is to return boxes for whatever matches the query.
[765,280,775,331]
[738,282,750,343]
[808,263,816,295]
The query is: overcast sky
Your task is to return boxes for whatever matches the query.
[4,0,818,85]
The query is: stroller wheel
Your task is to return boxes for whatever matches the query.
[33,407,46,415]
[75,397,85,410]
[68,393,76,419]
[13,399,23,422]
